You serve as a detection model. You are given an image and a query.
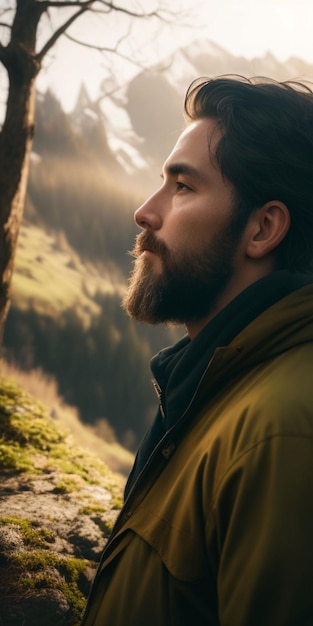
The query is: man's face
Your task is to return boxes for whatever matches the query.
[123,118,247,327]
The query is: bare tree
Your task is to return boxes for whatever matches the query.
[0,0,180,337]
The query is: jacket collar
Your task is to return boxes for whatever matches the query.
[151,271,313,428]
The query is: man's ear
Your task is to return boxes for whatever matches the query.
[246,201,291,260]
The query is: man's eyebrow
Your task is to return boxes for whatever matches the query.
[161,162,204,180]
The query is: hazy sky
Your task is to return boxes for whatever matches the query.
[194,0,313,61]
[36,0,313,111]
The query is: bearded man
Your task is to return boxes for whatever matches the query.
[81,76,313,626]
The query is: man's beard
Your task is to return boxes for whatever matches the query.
[123,216,245,325]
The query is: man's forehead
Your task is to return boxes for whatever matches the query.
[163,118,222,174]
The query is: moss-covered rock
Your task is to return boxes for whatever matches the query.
[0,378,124,625]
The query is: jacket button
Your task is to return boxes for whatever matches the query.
[162,442,176,458]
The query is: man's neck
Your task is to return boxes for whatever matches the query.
[185,265,276,339]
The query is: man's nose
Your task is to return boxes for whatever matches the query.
[134,190,163,230]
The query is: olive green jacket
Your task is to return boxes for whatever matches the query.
[82,284,313,626]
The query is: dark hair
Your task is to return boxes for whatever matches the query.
[184,75,313,271]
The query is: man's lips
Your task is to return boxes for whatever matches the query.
[132,231,169,260]
[134,243,159,258]
[140,248,158,256]
[137,249,160,264]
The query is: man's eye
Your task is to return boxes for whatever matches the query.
[176,181,190,191]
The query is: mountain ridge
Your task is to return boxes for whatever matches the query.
[69,37,313,186]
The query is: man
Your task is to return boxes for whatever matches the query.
[81,76,313,625]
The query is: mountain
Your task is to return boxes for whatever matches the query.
[69,38,313,192]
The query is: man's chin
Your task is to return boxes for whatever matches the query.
[122,281,164,323]
[123,299,162,324]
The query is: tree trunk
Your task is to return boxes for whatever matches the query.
[0,0,42,338]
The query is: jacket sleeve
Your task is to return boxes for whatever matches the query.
[211,433,313,626]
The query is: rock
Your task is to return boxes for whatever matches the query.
[0,378,124,625]
[2,589,70,626]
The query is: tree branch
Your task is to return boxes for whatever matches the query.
[44,0,177,21]
[36,3,92,62]
[38,0,176,68]
[0,42,9,67]
[64,28,146,70]
[0,7,14,18]
[42,0,94,7]
[90,1,177,22]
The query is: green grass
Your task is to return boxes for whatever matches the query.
[0,516,92,625]
[15,548,89,625]
[0,517,55,547]
[12,223,124,325]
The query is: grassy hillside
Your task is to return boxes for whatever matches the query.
[0,360,134,476]
[12,222,125,326]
